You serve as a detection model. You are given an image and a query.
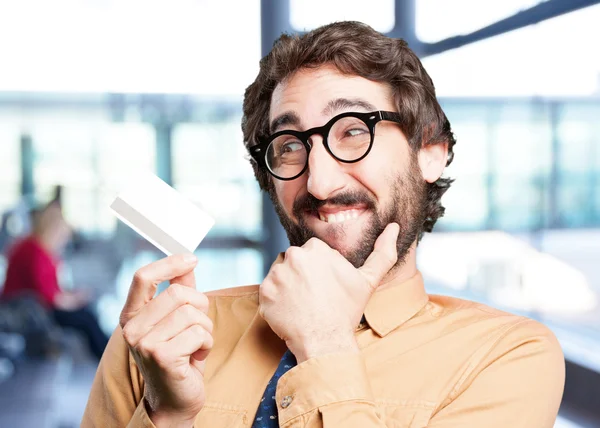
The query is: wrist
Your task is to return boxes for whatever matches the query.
[144,398,197,428]
[292,332,359,364]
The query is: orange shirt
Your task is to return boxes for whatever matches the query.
[82,271,564,427]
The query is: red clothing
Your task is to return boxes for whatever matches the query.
[1,237,62,308]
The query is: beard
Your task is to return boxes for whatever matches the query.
[268,155,428,269]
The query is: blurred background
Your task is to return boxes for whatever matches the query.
[0,0,598,427]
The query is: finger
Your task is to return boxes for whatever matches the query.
[190,355,207,375]
[121,253,198,323]
[358,223,400,289]
[170,269,196,289]
[192,349,210,367]
[140,304,213,344]
[122,284,209,346]
[300,237,324,250]
[167,324,213,357]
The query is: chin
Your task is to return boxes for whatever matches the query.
[330,243,357,261]
[315,224,366,254]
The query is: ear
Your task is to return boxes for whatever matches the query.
[418,142,448,183]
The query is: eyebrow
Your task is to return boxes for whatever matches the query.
[269,97,378,134]
[322,97,377,117]
[270,112,301,134]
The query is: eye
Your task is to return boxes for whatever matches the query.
[280,140,303,154]
[344,128,368,138]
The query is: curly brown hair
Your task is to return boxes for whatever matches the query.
[242,21,456,236]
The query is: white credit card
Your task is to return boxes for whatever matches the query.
[109,172,215,256]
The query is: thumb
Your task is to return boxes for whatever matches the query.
[170,253,197,288]
[358,223,400,290]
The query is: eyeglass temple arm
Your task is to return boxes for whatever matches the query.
[379,111,402,122]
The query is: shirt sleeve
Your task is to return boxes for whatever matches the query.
[428,319,565,428]
[275,352,388,427]
[82,326,154,427]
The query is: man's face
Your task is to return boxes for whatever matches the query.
[268,65,428,268]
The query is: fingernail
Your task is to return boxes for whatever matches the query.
[183,253,197,264]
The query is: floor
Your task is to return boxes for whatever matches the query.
[0,335,97,428]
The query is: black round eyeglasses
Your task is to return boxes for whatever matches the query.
[249,110,403,181]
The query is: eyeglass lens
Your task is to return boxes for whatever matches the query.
[265,115,372,179]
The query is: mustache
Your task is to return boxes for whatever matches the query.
[292,190,377,218]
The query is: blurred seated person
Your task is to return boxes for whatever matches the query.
[0,201,108,360]
[0,198,34,254]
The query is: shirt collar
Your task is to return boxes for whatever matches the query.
[364,271,429,337]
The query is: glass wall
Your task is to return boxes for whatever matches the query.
[439,100,600,232]
[0,124,20,213]
[172,119,262,239]
[414,2,600,360]
[32,120,156,234]
[0,0,261,96]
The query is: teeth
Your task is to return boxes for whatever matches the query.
[318,209,361,224]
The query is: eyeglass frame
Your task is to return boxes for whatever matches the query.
[249,110,404,181]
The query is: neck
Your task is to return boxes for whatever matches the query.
[377,242,418,291]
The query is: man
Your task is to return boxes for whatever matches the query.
[83,22,564,427]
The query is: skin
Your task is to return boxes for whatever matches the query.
[120,255,211,428]
[119,64,448,427]
[260,65,448,362]
[269,66,414,263]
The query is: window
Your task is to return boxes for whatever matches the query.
[172,119,262,239]
[436,103,490,230]
[32,119,155,234]
[416,0,541,43]
[556,103,600,227]
[418,3,600,349]
[290,0,395,32]
[420,3,600,97]
[0,0,261,95]
[0,123,21,213]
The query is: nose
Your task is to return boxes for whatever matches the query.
[306,134,346,200]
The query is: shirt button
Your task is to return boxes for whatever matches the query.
[280,395,293,408]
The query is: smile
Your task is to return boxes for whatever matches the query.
[315,208,366,224]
